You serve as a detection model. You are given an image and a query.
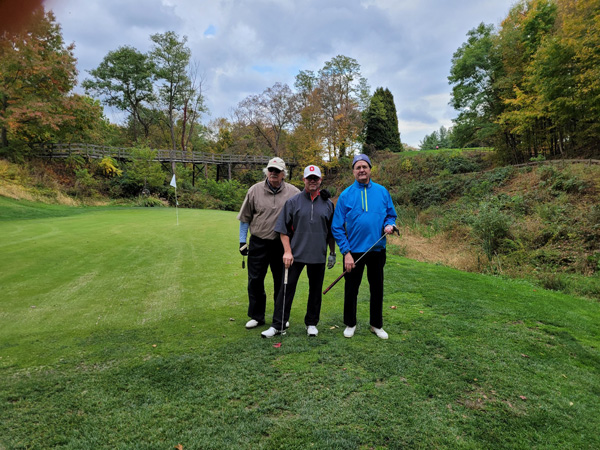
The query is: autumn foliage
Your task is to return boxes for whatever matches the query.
[449,0,600,163]
[0,7,104,155]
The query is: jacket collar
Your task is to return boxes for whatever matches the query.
[354,179,372,189]
[303,189,320,201]
[265,178,284,193]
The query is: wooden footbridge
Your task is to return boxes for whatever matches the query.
[34,143,298,184]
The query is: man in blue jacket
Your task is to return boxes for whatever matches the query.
[331,154,397,340]
[261,164,336,338]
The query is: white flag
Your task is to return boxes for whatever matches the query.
[170,174,177,188]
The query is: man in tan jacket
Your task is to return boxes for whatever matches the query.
[237,157,300,329]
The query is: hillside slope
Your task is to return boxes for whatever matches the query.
[2,152,599,299]
[370,151,600,300]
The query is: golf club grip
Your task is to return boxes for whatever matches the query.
[284,268,288,284]
[323,271,347,295]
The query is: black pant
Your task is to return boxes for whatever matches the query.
[344,249,386,329]
[272,261,326,330]
[247,236,284,322]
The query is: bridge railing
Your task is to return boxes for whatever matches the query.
[34,143,295,166]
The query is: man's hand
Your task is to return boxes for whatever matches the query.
[384,224,400,235]
[344,253,355,272]
[327,252,336,269]
[239,242,248,256]
[282,250,294,269]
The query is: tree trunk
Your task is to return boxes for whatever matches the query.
[1,126,7,148]
[1,98,8,147]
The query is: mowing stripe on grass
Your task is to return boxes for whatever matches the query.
[1,205,599,448]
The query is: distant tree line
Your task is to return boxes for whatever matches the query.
[448,0,600,163]
[0,4,403,169]
[419,126,459,150]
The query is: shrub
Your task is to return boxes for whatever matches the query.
[179,179,247,211]
[201,179,247,211]
[124,146,167,194]
[536,203,569,223]
[322,185,337,198]
[410,177,464,209]
[588,205,600,227]
[177,191,218,209]
[401,158,413,173]
[472,203,512,261]
[73,168,99,197]
[136,195,164,207]
[98,157,122,177]
[65,154,86,170]
[538,165,587,194]
[586,253,600,274]
[537,272,567,292]
[444,153,480,174]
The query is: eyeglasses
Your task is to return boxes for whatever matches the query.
[268,167,282,173]
[306,176,320,181]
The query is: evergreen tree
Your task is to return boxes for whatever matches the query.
[420,125,458,150]
[363,87,402,154]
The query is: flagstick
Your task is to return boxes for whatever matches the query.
[170,174,179,225]
[174,185,179,225]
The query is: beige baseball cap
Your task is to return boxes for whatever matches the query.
[267,157,286,171]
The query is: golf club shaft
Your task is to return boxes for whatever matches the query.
[322,233,387,295]
[323,270,346,294]
[280,267,288,335]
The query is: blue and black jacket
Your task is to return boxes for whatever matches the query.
[331,180,397,255]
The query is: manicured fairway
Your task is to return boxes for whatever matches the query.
[1,201,599,449]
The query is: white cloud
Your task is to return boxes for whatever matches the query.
[44,0,514,147]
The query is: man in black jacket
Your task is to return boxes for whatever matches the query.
[261,165,336,338]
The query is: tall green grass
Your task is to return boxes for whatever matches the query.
[1,203,599,449]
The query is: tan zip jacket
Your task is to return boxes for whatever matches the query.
[237,179,300,240]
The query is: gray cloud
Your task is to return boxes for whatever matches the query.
[44,0,513,147]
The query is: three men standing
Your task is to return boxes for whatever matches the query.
[238,154,396,340]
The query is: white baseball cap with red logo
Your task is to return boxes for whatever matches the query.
[303,165,322,178]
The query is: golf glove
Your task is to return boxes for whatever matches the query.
[327,253,336,269]
[239,242,248,256]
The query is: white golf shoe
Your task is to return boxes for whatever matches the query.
[306,325,318,337]
[245,319,264,329]
[370,326,389,340]
[261,327,281,338]
[343,326,356,338]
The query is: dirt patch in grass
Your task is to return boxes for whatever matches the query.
[500,170,539,197]
[391,228,480,272]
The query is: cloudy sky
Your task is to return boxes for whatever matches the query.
[43,0,514,148]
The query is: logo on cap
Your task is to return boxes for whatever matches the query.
[303,165,322,178]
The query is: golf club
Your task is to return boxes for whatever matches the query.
[323,232,388,295]
[280,267,288,336]
[240,243,247,269]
